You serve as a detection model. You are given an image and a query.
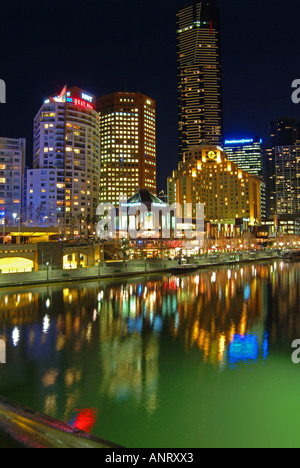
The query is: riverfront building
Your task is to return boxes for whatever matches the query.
[167,144,262,236]
[97,92,157,206]
[26,86,100,236]
[177,0,223,160]
[0,137,25,227]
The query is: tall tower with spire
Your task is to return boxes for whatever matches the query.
[177,0,223,160]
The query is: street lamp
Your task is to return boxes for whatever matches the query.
[46,262,49,281]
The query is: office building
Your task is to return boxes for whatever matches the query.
[223,138,266,219]
[270,117,300,147]
[97,92,157,205]
[266,118,300,217]
[274,145,300,216]
[177,0,223,160]
[27,86,100,236]
[168,144,262,235]
[0,137,25,226]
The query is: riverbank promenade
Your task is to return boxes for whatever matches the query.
[0,250,280,288]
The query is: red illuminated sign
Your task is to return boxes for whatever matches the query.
[73,98,94,110]
[65,96,94,110]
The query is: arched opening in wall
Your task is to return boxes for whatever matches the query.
[63,253,87,270]
[0,257,34,274]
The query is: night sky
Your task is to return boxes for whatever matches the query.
[1,0,300,190]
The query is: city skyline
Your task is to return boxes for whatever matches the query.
[1,0,300,191]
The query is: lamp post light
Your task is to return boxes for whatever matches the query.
[12,213,17,226]
[46,262,49,281]
[98,259,101,277]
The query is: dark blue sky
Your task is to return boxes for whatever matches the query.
[1,0,300,190]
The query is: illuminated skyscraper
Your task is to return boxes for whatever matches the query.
[177,0,223,160]
[97,92,157,205]
[274,145,300,216]
[266,118,300,217]
[27,86,100,236]
[223,138,266,219]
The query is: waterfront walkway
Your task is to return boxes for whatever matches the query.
[0,251,280,288]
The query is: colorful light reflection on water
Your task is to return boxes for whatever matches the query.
[0,261,300,447]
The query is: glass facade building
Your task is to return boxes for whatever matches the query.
[177,0,223,160]
[223,138,266,219]
[266,118,300,217]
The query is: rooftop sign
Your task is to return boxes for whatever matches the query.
[224,138,263,145]
[224,139,254,145]
[45,86,95,110]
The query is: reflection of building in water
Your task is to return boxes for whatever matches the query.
[98,293,160,415]
[268,261,300,346]
[168,264,270,368]
[0,290,39,324]
[4,261,300,426]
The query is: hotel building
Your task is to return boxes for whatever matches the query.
[167,145,262,236]
[177,0,223,160]
[0,137,25,226]
[97,92,157,205]
[27,86,100,236]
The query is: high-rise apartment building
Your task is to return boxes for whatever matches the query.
[223,138,266,219]
[27,86,100,236]
[266,118,300,217]
[168,144,262,227]
[0,137,25,226]
[177,0,223,160]
[97,92,157,205]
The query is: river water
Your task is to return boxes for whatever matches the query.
[0,260,300,448]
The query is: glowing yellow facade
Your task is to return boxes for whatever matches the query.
[168,145,262,226]
[97,92,157,205]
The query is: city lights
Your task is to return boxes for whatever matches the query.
[0,0,300,452]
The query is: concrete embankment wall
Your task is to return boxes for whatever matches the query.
[0,396,123,448]
[0,252,280,288]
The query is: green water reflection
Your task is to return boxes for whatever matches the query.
[0,260,300,447]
